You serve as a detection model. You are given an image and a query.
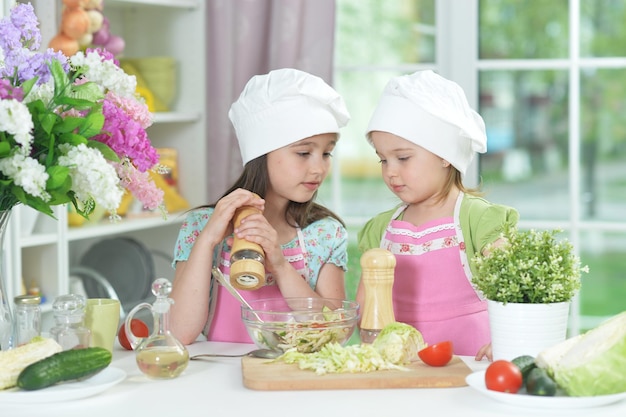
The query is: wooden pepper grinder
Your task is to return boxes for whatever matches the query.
[230,193,266,290]
[359,248,396,343]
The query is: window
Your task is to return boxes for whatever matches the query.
[330,0,626,332]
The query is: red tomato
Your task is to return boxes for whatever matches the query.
[418,341,454,366]
[118,319,150,350]
[485,360,523,393]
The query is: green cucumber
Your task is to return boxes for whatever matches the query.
[511,354,537,383]
[525,367,557,396]
[17,347,112,391]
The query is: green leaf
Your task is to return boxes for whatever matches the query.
[50,60,70,97]
[80,113,105,138]
[56,96,98,110]
[11,187,54,217]
[25,98,46,115]
[46,165,70,190]
[71,81,104,102]
[38,112,59,135]
[20,77,38,99]
[69,196,95,218]
[53,116,85,134]
[0,142,11,158]
[47,190,72,206]
[59,132,88,146]
[87,140,120,162]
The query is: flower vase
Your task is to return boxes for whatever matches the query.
[487,300,570,361]
[0,210,14,350]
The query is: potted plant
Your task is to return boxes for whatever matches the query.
[471,224,589,360]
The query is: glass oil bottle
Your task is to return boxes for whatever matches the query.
[125,278,189,379]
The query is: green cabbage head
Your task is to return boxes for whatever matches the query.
[372,322,426,365]
[535,311,626,396]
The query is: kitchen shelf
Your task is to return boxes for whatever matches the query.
[66,212,186,242]
[3,0,207,330]
[18,233,58,248]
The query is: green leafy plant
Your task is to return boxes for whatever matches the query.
[471,224,589,303]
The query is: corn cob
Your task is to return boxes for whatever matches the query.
[0,336,62,390]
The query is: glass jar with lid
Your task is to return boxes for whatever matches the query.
[14,294,41,346]
[49,294,91,350]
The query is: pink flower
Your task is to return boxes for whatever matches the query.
[115,162,164,211]
[94,95,158,172]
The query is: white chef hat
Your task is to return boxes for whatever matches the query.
[366,70,487,176]
[229,68,350,166]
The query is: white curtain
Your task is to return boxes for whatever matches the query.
[205,0,337,202]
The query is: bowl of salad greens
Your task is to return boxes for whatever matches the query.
[241,297,359,353]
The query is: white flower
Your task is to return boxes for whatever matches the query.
[70,51,137,98]
[58,143,124,212]
[0,99,34,154]
[0,153,50,200]
[22,79,54,105]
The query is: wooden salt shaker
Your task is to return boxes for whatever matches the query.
[230,194,266,290]
[359,248,396,343]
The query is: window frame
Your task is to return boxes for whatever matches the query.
[334,0,626,334]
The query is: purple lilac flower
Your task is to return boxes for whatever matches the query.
[0,3,66,84]
[2,48,67,85]
[0,11,23,51]
[0,3,40,52]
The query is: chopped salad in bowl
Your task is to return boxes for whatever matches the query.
[241,298,359,353]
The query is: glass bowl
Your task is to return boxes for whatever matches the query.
[241,297,359,353]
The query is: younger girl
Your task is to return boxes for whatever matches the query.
[356,70,519,360]
[170,68,351,345]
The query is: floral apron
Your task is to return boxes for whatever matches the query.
[380,204,490,356]
[206,228,309,342]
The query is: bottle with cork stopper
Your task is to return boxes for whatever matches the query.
[230,193,266,290]
[359,248,396,343]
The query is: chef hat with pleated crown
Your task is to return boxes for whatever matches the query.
[366,70,487,176]
[229,68,350,166]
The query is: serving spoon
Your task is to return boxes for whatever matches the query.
[212,267,284,351]
[190,349,281,360]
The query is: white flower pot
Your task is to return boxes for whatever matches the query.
[487,300,570,361]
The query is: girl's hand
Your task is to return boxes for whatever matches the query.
[475,343,493,362]
[203,189,265,245]
[232,212,286,274]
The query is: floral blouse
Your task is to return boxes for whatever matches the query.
[172,207,348,289]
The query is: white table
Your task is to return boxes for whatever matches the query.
[3,341,625,417]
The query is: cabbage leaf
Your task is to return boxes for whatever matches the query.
[536,311,626,396]
[275,321,426,374]
[372,322,426,364]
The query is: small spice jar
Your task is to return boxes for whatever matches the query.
[49,294,91,350]
[14,294,41,346]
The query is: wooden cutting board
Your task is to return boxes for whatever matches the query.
[241,356,472,391]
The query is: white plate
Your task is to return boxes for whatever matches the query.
[466,370,626,409]
[0,367,126,404]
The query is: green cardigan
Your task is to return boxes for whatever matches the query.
[357,193,520,277]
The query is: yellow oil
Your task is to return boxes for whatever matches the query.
[136,347,189,379]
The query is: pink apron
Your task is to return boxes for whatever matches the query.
[207,228,309,342]
[381,205,490,356]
